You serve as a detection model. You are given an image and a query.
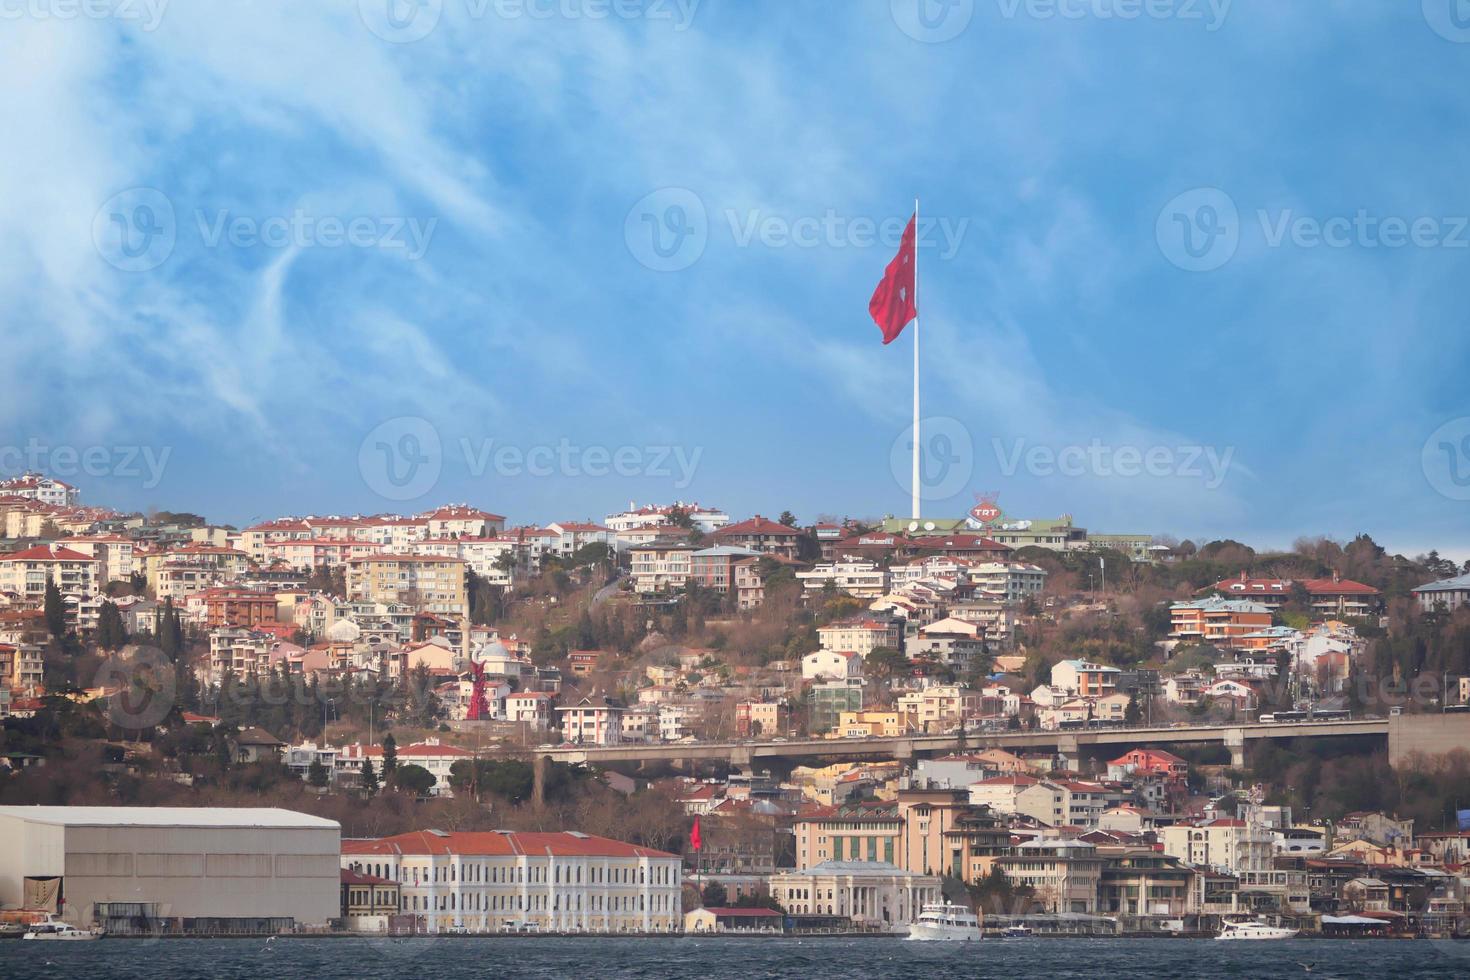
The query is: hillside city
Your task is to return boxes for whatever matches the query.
[2,472,1470,938]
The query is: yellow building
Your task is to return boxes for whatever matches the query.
[345,555,468,615]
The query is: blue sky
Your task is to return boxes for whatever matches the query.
[3,1,1468,558]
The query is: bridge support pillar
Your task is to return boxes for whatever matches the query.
[730,746,754,771]
[1225,728,1246,769]
[532,753,548,807]
[1055,735,1081,773]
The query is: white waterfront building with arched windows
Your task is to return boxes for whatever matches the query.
[341,829,682,933]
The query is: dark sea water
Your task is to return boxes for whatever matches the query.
[1,937,1467,979]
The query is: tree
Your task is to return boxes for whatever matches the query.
[381,733,398,776]
[1124,694,1143,726]
[700,881,728,908]
[392,763,436,797]
[43,578,66,637]
[96,600,128,650]
[865,646,910,681]
[307,757,329,788]
[360,759,380,796]
[778,511,798,527]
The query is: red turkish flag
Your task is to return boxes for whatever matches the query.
[690,816,702,851]
[868,213,918,344]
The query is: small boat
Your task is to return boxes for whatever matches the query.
[907,903,982,941]
[1216,919,1298,940]
[1001,925,1033,938]
[22,921,103,941]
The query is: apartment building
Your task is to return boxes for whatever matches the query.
[1169,597,1274,649]
[0,473,78,507]
[557,695,625,745]
[629,542,695,595]
[796,559,889,599]
[817,619,902,656]
[0,544,100,600]
[345,555,468,616]
[341,829,682,934]
[688,546,760,593]
[713,516,805,559]
[968,561,1048,603]
[1414,572,1470,613]
[422,505,507,540]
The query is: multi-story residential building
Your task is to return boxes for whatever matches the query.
[629,542,695,595]
[910,618,985,671]
[557,694,625,745]
[996,838,1105,913]
[506,691,552,732]
[341,829,682,933]
[605,502,729,534]
[1097,847,1197,918]
[817,619,902,656]
[0,642,44,694]
[1161,818,1272,873]
[796,560,889,599]
[337,739,474,795]
[207,628,276,682]
[0,473,79,507]
[688,546,760,593]
[345,555,468,615]
[894,686,979,734]
[1050,659,1122,698]
[62,535,135,585]
[421,505,507,540]
[713,516,806,559]
[802,649,864,682]
[806,678,865,734]
[734,700,788,738]
[263,538,382,569]
[1169,597,1274,649]
[1414,572,1470,613]
[144,544,253,591]
[192,587,279,629]
[967,561,1047,603]
[831,710,905,738]
[542,522,616,558]
[1300,574,1382,618]
[0,544,100,600]
[794,800,903,868]
[768,861,941,927]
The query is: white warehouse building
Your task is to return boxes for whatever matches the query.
[0,806,341,933]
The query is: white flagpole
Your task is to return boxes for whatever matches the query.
[911,198,921,522]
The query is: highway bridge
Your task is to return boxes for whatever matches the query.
[538,717,1404,771]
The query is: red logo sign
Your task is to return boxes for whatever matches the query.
[970,494,1001,524]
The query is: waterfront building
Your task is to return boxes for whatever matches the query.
[768,861,941,928]
[341,829,682,933]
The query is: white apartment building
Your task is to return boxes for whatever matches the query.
[629,542,694,594]
[817,619,902,656]
[63,536,135,585]
[342,829,682,934]
[605,502,729,534]
[557,695,625,745]
[968,562,1048,603]
[0,544,100,600]
[796,559,890,599]
[337,739,474,796]
[0,473,79,507]
[802,650,864,681]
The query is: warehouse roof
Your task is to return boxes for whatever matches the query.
[0,806,339,830]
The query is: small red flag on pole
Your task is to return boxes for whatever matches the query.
[690,815,703,851]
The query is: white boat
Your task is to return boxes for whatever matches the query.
[1001,925,1033,938]
[907,903,981,941]
[22,921,103,941]
[1215,919,1298,940]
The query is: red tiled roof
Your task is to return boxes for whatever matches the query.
[716,516,804,537]
[341,829,676,859]
[0,545,96,562]
[1302,577,1380,596]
